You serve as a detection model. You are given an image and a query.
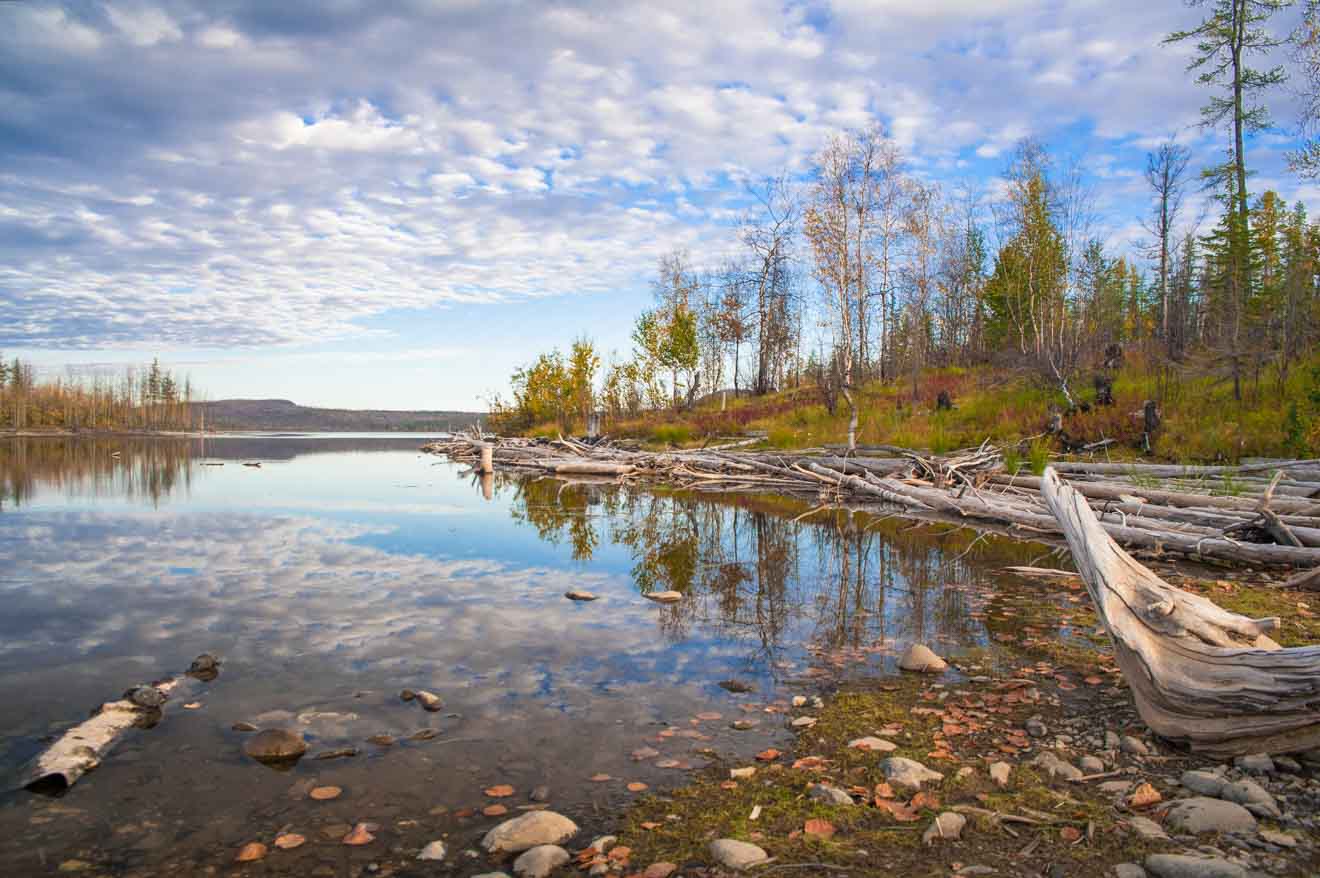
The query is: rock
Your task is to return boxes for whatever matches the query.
[529,785,551,802]
[242,728,307,765]
[719,679,753,693]
[898,643,947,673]
[1105,730,1121,749]
[235,842,267,862]
[1113,865,1147,878]
[513,845,570,878]
[989,762,1011,787]
[1220,778,1281,818]
[231,721,258,732]
[415,690,443,711]
[274,833,305,850]
[125,685,166,709]
[1121,735,1150,756]
[309,785,342,800]
[1127,782,1162,808]
[588,835,616,853]
[313,747,358,760]
[792,695,807,707]
[708,839,769,871]
[731,719,759,730]
[1180,770,1227,797]
[342,823,375,845]
[848,736,897,752]
[880,757,944,789]
[367,734,396,746]
[482,811,579,854]
[472,874,512,878]
[1259,828,1296,848]
[645,590,683,603]
[417,840,446,860]
[643,864,678,878]
[565,590,598,601]
[922,812,966,845]
[1031,751,1082,781]
[1124,816,1168,841]
[1143,854,1246,878]
[1099,780,1133,795]
[808,783,854,806]
[1079,755,1105,773]
[790,716,817,728]
[1234,753,1274,774]
[729,767,756,780]
[400,689,416,701]
[1163,797,1258,835]
[1273,755,1301,773]
[1026,718,1048,738]
[188,654,220,679]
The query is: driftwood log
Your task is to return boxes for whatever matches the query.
[1041,468,1320,758]
[19,654,219,793]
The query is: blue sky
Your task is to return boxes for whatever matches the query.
[2,0,1316,410]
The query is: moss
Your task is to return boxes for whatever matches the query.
[1182,579,1320,647]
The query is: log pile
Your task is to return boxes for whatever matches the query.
[423,432,1320,570]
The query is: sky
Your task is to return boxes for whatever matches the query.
[2,0,1316,411]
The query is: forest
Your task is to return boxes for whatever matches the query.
[0,356,198,432]
[490,1,1320,460]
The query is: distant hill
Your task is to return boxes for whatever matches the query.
[198,399,484,432]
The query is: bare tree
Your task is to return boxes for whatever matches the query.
[1142,139,1192,347]
[740,174,798,395]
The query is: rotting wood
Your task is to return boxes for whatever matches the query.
[19,654,220,793]
[1041,467,1320,758]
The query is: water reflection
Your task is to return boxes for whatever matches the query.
[0,437,195,508]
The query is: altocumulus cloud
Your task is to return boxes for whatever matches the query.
[0,0,1267,351]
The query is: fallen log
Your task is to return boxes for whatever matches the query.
[19,654,219,793]
[1040,468,1320,758]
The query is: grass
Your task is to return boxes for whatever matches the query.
[602,352,1320,463]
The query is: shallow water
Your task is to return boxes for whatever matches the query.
[0,435,1071,876]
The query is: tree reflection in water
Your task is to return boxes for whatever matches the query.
[501,475,1045,674]
[0,436,195,509]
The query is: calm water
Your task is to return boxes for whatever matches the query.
[0,435,1066,876]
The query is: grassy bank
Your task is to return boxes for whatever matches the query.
[580,354,1320,463]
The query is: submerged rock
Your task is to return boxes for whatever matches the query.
[645,590,683,603]
[564,590,599,601]
[897,643,947,673]
[242,728,307,765]
[417,840,447,860]
[125,686,166,709]
[719,679,754,694]
[481,811,579,854]
[416,690,443,711]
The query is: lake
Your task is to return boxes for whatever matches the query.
[0,434,1077,876]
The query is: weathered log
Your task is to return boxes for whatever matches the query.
[1040,468,1320,758]
[551,461,635,476]
[20,655,219,793]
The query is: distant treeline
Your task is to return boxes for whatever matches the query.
[0,356,196,432]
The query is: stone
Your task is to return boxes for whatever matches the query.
[1180,770,1227,797]
[1163,797,1258,835]
[1121,735,1150,756]
[1124,816,1168,841]
[989,762,1011,787]
[472,874,512,878]
[231,721,258,732]
[730,767,756,779]
[898,643,947,673]
[482,811,579,854]
[790,716,817,728]
[235,842,267,862]
[126,685,166,709]
[1219,778,1281,819]
[417,840,446,861]
[529,785,551,802]
[1143,854,1246,878]
[709,839,769,871]
[1234,753,1274,774]
[1113,865,1147,878]
[808,783,854,806]
[1127,782,1162,808]
[1099,780,1133,795]
[1032,751,1083,781]
[188,653,220,679]
[848,736,897,752]
[1259,828,1296,848]
[922,812,966,845]
[719,679,753,693]
[512,845,570,878]
[400,689,416,701]
[645,590,683,603]
[731,719,759,730]
[880,757,944,789]
[415,690,443,711]
[643,864,678,878]
[565,590,598,601]
[1026,718,1048,738]
[242,728,307,765]
[1273,755,1301,773]
[1079,755,1105,774]
[1105,730,1121,749]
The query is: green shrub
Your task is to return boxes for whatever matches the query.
[1028,438,1051,475]
[651,424,691,445]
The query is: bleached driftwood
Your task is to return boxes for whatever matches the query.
[1041,468,1320,757]
[20,655,218,793]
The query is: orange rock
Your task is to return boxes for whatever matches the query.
[342,823,375,846]
[235,842,267,862]
[627,782,648,792]
[484,784,515,797]
[274,833,305,850]
[754,748,780,762]
[804,818,836,839]
[1127,782,1162,808]
[482,804,508,816]
[309,785,342,800]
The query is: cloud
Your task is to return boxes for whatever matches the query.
[0,0,1307,352]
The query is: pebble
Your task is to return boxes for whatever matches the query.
[1121,735,1150,756]
[719,679,753,693]
[1026,718,1048,738]
[1259,828,1296,848]
[1079,755,1105,773]
[880,756,944,789]
[529,785,551,802]
[1105,730,1121,749]
[922,812,966,845]
[645,590,683,603]
[415,690,443,711]
[1124,816,1169,841]
[482,811,579,854]
[989,762,1011,787]
[849,736,897,752]
[1234,753,1274,774]
[231,721,258,732]
[1114,865,1147,878]
[1143,854,1246,878]
[1180,770,1227,797]
[242,728,307,765]
[808,783,854,806]
[790,716,817,728]
[898,643,947,673]
[274,833,305,850]
[730,767,756,779]
[512,844,570,878]
[1032,751,1082,781]
[235,842,266,862]
[417,840,446,860]
[1220,778,1281,818]
[709,839,769,871]
[643,864,678,878]
[564,590,598,601]
[1163,797,1258,835]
